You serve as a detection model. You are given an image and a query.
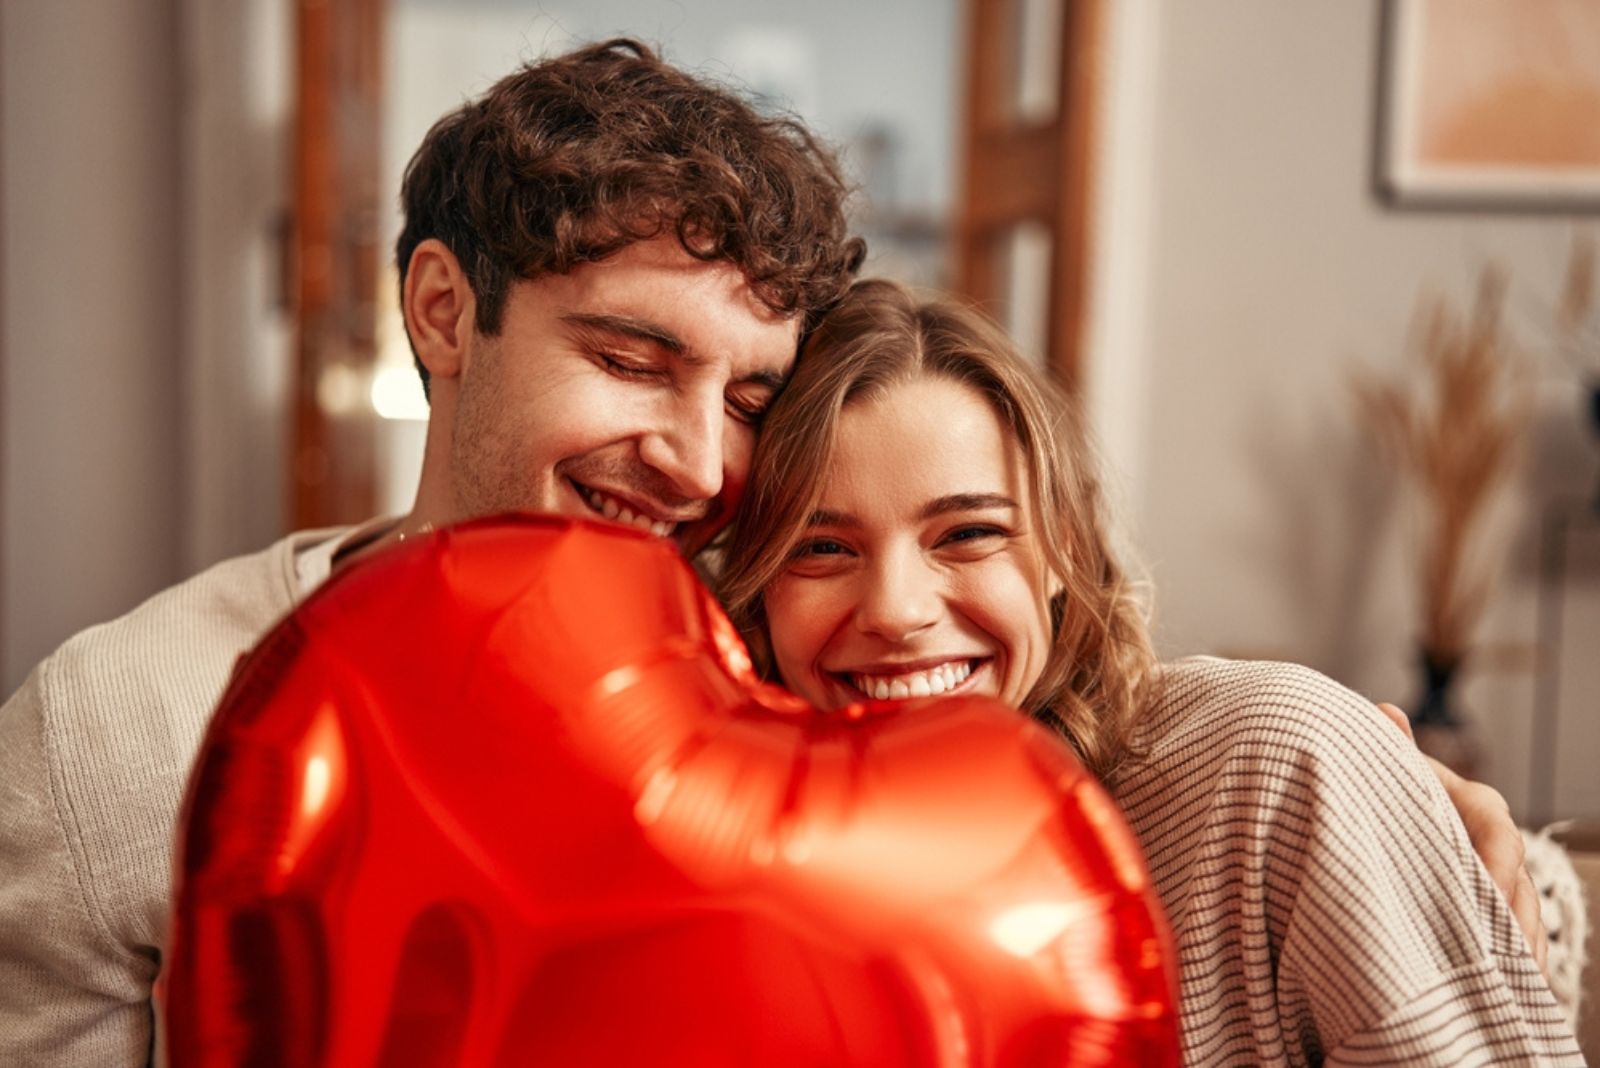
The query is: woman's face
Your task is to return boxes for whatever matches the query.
[762,374,1056,711]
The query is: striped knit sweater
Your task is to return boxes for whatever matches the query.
[1115,657,1584,1066]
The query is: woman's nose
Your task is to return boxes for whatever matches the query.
[854,549,941,642]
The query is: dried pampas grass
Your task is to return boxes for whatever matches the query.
[1353,266,1529,665]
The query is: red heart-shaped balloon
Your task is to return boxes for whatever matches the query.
[164,515,1179,1066]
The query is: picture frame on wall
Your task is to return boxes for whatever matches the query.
[1375,0,1600,211]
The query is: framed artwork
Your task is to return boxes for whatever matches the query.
[1375,0,1600,211]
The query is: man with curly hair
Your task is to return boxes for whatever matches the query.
[384,38,862,559]
[0,39,862,1067]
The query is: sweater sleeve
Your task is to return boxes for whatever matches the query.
[1325,958,1583,1066]
[0,660,157,1067]
[1262,666,1581,1066]
[1115,658,1582,1065]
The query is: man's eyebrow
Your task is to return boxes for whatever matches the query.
[920,493,1019,519]
[561,312,687,355]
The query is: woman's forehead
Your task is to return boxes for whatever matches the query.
[822,377,1026,509]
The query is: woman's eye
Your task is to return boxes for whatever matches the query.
[783,537,853,576]
[943,525,1004,545]
[793,538,847,558]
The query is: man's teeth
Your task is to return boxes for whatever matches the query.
[851,660,973,701]
[578,485,675,537]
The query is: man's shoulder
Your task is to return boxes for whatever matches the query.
[25,527,344,769]
[47,532,310,689]
[0,529,345,962]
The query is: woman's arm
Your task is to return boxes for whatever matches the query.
[1118,658,1579,1066]
[1261,669,1573,1064]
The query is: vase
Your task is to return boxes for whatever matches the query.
[1411,652,1481,779]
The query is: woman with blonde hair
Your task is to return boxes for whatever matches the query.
[717,280,1579,1065]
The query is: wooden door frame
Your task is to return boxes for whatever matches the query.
[291,0,386,529]
[955,0,1103,390]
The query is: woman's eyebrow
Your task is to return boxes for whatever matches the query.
[919,493,1018,519]
[805,495,1017,529]
[806,509,858,528]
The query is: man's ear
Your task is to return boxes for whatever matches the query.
[403,238,474,381]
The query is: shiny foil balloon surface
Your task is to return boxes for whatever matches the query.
[165,515,1180,1067]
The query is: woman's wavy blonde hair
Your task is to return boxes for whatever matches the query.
[717,280,1157,783]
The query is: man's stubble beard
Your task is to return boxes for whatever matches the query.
[449,340,540,522]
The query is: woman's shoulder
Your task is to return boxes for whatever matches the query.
[1156,654,1366,706]
[1140,656,1416,774]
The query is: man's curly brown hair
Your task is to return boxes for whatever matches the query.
[397,38,865,395]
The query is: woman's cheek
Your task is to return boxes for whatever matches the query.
[955,560,1052,706]
[764,580,819,675]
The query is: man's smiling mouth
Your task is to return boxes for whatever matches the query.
[839,658,986,701]
[571,479,678,538]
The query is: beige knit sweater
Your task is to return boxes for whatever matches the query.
[1117,658,1584,1065]
[0,529,348,1067]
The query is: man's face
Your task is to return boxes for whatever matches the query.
[445,237,800,553]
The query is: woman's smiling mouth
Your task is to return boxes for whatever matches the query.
[835,658,989,701]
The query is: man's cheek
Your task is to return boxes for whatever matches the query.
[715,447,752,516]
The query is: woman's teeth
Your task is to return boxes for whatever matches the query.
[850,660,974,700]
[577,484,675,538]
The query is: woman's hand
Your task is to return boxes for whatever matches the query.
[1376,702,1548,979]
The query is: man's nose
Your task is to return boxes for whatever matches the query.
[638,389,724,503]
[854,549,941,642]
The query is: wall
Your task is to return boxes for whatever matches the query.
[0,0,290,695]
[1088,0,1598,821]
[1,2,186,691]
[181,0,292,577]
[384,0,958,221]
